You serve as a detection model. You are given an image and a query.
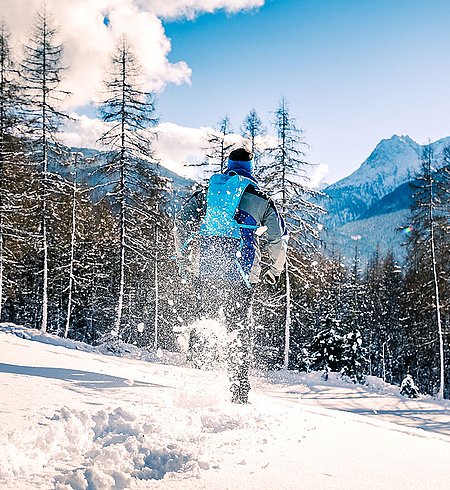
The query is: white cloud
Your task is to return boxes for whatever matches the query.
[60,117,246,180]
[60,114,108,149]
[308,162,329,189]
[61,116,327,190]
[154,122,211,178]
[140,0,264,19]
[2,1,264,110]
[60,116,214,179]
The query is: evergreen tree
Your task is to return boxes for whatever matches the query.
[400,374,420,398]
[309,317,344,379]
[380,252,405,383]
[340,330,367,383]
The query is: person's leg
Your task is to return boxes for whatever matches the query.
[223,282,254,403]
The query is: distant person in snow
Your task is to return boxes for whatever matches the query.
[174,148,288,404]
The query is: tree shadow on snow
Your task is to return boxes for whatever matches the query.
[0,362,169,390]
[349,408,450,437]
[274,387,450,438]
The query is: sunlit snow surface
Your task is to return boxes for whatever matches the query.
[1,323,449,490]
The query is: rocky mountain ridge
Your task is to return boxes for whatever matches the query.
[321,134,450,262]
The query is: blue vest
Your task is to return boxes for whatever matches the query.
[198,173,257,285]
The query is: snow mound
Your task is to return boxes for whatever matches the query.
[1,405,208,488]
[55,407,204,488]
[2,399,272,488]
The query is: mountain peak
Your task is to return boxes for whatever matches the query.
[389,134,414,144]
[327,135,421,193]
[374,134,418,153]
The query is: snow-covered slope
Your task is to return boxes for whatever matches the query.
[1,324,449,490]
[322,209,410,262]
[48,145,196,207]
[323,135,450,228]
[330,135,422,191]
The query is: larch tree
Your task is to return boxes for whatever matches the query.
[19,7,69,332]
[264,97,323,369]
[241,108,265,170]
[98,35,165,339]
[200,116,235,175]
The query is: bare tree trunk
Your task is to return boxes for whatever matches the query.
[64,154,77,338]
[114,225,125,337]
[154,224,159,350]
[41,211,48,332]
[40,16,48,333]
[114,46,127,338]
[41,145,48,333]
[429,188,444,399]
[283,261,291,369]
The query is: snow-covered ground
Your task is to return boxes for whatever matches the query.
[1,324,449,490]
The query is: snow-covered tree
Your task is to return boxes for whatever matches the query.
[340,330,367,383]
[98,35,167,338]
[19,7,69,332]
[263,97,323,369]
[400,374,420,398]
[309,317,344,380]
[405,144,445,399]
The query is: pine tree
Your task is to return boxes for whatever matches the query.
[400,374,420,398]
[340,330,367,383]
[309,317,344,380]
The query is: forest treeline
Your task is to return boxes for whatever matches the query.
[0,9,448,398]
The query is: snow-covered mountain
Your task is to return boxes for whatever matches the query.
[321,134,450,262]
[323,134,450,228]
[49,145,195,196]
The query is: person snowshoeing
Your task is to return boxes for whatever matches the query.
[174,148,288,403]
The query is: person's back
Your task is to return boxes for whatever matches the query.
[174,148,288,403]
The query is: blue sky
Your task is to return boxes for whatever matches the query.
[158,0,450,183]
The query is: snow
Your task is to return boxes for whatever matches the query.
[1,324,450,489]
[327,135,423,192]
